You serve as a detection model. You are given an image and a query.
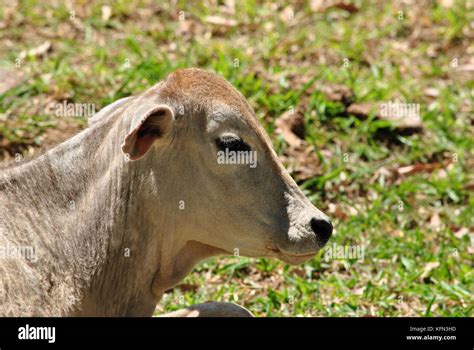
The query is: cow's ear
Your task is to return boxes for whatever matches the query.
[121,104,175,161]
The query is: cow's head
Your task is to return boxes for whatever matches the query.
[121,68,332,268]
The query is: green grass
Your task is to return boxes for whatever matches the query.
[0,0,472,316]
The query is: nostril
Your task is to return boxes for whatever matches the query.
[310,218,333,244]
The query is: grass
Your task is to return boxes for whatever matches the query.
[0,0,472,316]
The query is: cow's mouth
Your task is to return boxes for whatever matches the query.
[278,251,318,265]
[267,245,319,265]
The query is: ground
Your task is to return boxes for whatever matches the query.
[0,0,472,316]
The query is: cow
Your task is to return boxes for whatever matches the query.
[0,68,332,316]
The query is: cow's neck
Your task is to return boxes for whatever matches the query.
[1,119,107,314]
[38,120,209,316]
[2,117,149,315]
[2,117,221,316]
[53,118,167,316]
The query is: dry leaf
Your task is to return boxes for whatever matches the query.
[284,146,322,180]
[175,283,199,293]
[275,110,306,147]
[464,182,474,191]
[424,88,440,98]
[429,213,442,231]
[397,162,443,176]
[328,203,337,213]
[347,102,376,117]
[454,227,469,239]
[279,7,295,23]
[275,105,321,180]
[419,262,440,281]
[440,0,454,8]
[331,2,359,13]
[223,0,236,15]
[310,0,325,11]
[20,41,52,59]
[391,230,405,238]
[205,15,237,27]
[310,0,358,13]
[101,5,112,21]
[328,203,348,220]
[319,83,354,105]
[458,64,474,73]
[436,168,448,179]
[0,68,23,94]
[292,268,306,278]
[347,102,423,131]
[370,166,395,184]
[347,205,358,216]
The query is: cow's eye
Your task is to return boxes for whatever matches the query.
[215,135,251,152]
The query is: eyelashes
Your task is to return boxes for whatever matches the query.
[215,135,251,152]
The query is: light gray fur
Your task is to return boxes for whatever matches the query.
[0,69,331,316]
